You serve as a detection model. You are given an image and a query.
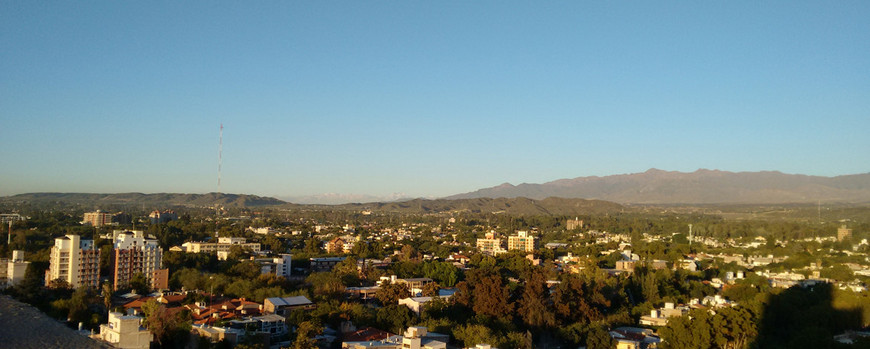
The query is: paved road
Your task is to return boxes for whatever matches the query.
[0,295,111,349]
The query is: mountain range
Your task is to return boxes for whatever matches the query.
[0,192,284,208]
[446,169,870,204]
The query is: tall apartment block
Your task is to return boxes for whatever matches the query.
[507,231,538,252]
[838,225,853,242]
[46,235,100,288]
[113,230,163,291]
[83,210,114,227]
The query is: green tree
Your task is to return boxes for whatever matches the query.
[129,272,150,295]
[142,299,191,348]
[517,269,555,328]
[377,280,410,306]
[585,325,615,349]
[292,320,322,349]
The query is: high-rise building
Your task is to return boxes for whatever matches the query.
[112,230,163,291]
[476,232,506,256]
[566,217,584,230]
[83,210,114,227]
[46,235,100,288]
[507,231,537,252]
[838,225,853,242]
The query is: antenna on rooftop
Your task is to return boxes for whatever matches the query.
[218,123,223,195]
[688,224,693,245]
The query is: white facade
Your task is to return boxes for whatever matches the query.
[99,312,152,349]
[46,235,100,288]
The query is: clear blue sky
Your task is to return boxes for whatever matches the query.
[2,1,869,199]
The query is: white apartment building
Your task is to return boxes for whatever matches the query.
[113,230,163,291]
[507,231,537,252]
[46,235,100,288]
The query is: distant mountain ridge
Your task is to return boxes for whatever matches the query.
[446,169,870,204]
[280,192,411,205]
[0,192,285,208]
[335,197,623,216]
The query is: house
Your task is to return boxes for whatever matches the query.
[227,314,289,344]
[398,296,446,314]
[610,327,661,349]
[342,326,448,349]
[191,324,245,346]
[263,296,315,315]
[97,312,153,349]
[327,238,346,254]
[311,257,347,272]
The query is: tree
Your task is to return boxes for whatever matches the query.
[422,281,441,297]
[376,304,416,334]
[102,281,113,315]
[472,274,512,318]
[377,280,410,306]
[130,272,150,295]
[517,269,555,328]
[585,325,615,349]
[142,300,191,348]
[293,320,322,349]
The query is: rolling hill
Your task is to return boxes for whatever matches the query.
[446,169,870,204]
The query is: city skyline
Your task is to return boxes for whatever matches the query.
[2,2,869,199]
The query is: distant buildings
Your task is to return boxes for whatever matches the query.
[326,237,346,254]
[83,210,114,227]
[0,213,27,224]
[0,250,30,288]
[82,210,131,226]
[838,225,853,242]
[566,217,584,230]
[46,234,100,288]
[112,230,163,291]
[507,231,537,252]
[148,210,178,224]
[181,237,261,254]
[476,232,506,256]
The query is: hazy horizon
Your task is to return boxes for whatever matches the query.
[3,2,869,199]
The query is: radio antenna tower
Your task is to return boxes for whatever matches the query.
[218,123,223,195]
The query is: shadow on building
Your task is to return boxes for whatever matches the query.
[752,282,865,348]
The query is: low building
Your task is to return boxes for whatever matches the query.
[255,254,292,278]
[98,312,152,349]
[327,237,346,254]
[0,250,30,288]
[310,257,346,272]
[263,296,315,315]
[342,326,448,349]
[227,314,288,344]
[182,237,261,255]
